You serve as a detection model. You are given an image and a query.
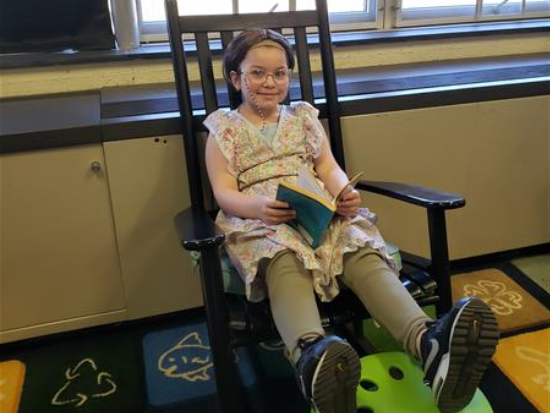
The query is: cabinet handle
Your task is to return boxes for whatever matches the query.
[91,161,102,173]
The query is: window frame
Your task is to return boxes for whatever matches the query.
[133,0,549,44]
[136,0,382,43]
[394,0,550,28]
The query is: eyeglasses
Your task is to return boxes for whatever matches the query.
[240,68,291,84]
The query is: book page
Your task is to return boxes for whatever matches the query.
[332,171,364,204]
[296,165,328,200]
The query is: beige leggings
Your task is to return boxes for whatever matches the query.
[264,247,431,363]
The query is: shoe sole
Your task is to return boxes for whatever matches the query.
[434,298,500,413]
[311,341,360,413]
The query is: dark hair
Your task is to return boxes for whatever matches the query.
[223,29,295,107]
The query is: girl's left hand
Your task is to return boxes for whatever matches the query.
[336,188,361,218]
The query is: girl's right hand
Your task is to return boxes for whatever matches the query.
[256,197,296,226]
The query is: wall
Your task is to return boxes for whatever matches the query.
[343,96,550,259]
[0,32,549,99]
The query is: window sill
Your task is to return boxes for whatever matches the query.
[1,58,547,154]
[0,19,548,70]
[98,53,549,117]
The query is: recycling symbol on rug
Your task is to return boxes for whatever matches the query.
[51,358,117,407]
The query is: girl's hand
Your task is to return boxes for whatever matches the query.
[257,197,296,226]
[336,188,361,218]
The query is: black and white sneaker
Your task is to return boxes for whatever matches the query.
[295,335,360,413]
[420,297,500,413]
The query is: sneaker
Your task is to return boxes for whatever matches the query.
[420,297,499,413]
[295,335,360,413]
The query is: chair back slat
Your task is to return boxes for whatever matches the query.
[165,0,204,208]
[220,31,234,47]
[293,27,314,105]
[196,32,219,114]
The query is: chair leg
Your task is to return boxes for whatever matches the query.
[343,320,377,356]
[200,247,243,412]
[427,209,453,316]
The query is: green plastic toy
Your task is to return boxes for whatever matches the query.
[310,352,493,413]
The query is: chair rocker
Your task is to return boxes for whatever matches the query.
[165,0,466,411]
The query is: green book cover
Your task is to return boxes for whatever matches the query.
[276,183,335,248]
[276,168,364,249]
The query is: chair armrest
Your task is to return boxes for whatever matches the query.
[356,180,465,210]
[174,207,225,251]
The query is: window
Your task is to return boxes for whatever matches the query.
[396,0,550,27]
[137,0,379,42]
[134,0,549,43]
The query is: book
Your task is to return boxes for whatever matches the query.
[276,165,364,248]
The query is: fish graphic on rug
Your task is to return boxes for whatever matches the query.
[158,332,214,382]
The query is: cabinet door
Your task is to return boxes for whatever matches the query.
[103,135,203,319]
[0,145,125,340]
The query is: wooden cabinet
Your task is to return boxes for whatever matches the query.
[0,136,203,343]
[0,145,126,343]
[103,135,203,319]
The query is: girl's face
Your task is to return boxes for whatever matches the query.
[230,45,290,114]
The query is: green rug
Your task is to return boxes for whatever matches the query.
[511,254,550,294]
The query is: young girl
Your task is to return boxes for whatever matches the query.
[204,29,499,413]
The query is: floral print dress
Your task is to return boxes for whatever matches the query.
[204,101,397,303]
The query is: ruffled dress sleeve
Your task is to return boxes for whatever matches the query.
[294,101,325,159]
[203,109,239,177]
